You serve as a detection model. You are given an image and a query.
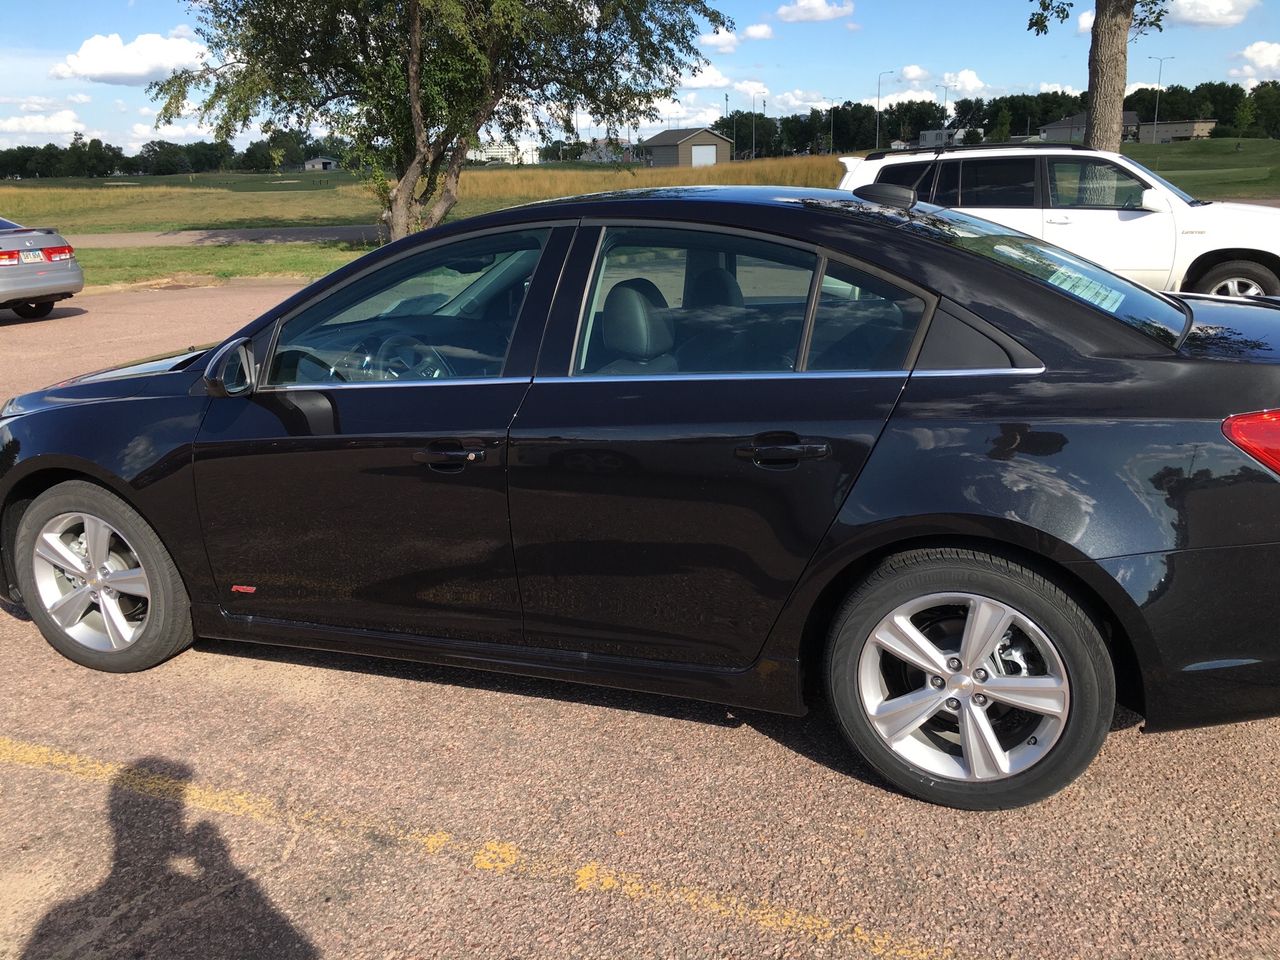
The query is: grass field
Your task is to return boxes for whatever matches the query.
[0,156,844,234]
[75,243,373,287]
[9,144,1280,287]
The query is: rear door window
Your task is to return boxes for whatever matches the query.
[809,261,927,371]
[875,161,936,196]
[960,158,1037,208]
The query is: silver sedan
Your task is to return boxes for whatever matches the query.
[0,217,84,319]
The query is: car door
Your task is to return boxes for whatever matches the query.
[507,223,933,667]
[192,224,574,643]
[1041,155,1177,290]
[940,156,1045,238]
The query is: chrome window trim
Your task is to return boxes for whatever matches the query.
[534,371,909,384]
[911,365,1046,378]
[254,376,532,393]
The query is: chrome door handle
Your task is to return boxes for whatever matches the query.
[736,441,830,466]
[412,442,486,468]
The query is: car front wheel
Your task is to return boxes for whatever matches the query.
[1192,260,1280,298]
[827,548,1114,809]
[12,302,55,319]
[15,480,193,672]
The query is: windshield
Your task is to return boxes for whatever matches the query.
[905,206,1188,345]
[1122,157,1201,205]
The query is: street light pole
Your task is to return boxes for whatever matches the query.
[830,97,838,154]
[1148,56,1174,145]
[876,70,895,150]
[752,94,756,160]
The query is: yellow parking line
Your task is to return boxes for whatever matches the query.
[0,735,954,959]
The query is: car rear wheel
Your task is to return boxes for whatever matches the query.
[1192,260,1280,298]
[15,480,193,672]
[12,302,54,319]
[826,548,1114,809]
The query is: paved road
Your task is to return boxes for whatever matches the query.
[66,225,383,249]
[1,285,1279,960]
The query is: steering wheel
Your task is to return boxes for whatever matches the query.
[374,333,453,380]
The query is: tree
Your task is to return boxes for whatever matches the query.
[1029,0,1168,151]
[153,0,728,241]
[961,128,984,145]
[1252,81,1280,139]
[1235,96,1258,135]
[990,105,1012,143]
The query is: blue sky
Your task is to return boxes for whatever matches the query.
[2,0,1278,152]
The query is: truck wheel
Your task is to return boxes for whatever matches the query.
[1192,261,1280,298]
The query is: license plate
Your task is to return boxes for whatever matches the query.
[19,250,42,264]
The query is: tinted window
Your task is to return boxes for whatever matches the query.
[1049,158,1145,208]
[574,227,817,376]
[960,158,1036,208]
[808,261,925,371]
[876,161,935,193]
[904,208,1187,344]
[267,229,547,385]
[0,217,20,230]
[934,161,960,206]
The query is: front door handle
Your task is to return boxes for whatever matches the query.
[1045,216,1072,225]
[736,440,830,466]
[412,441,487,470]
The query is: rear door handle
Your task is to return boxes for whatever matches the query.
[736,441,830,465]
[412,440,487,469]
[1046,216,1072,225]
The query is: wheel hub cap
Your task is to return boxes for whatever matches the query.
[858,593,1070,782]
[30,512,151,653]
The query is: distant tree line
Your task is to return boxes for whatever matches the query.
[0,129,353,179]
[701,81,1280,156]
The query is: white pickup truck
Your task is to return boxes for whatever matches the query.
[839,144,1280,297]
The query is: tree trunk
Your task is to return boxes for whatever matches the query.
[420,139,470,230]
[1085,0,1137,152]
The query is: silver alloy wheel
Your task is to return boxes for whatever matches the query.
[30,512,151,652]
[1211,277,1265,298]
[857,592,1069,781]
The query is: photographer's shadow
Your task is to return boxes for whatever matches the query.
[21,758,316,960]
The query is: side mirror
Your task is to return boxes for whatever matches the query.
[204,337,256,398]
[1141,188,1172,213]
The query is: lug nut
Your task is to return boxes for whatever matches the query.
[945,697,961,711]
[974,693,988,705]
[930,676,945,689]
[947,657,962,671]
[974,668,989,682]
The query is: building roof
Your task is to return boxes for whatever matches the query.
[305,155,340,163]
[1039,112,1139,131]
[638,127,733,147]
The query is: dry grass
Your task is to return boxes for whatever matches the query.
[0,183,378,234]
[456,155,844,202]
[0,156,844,234]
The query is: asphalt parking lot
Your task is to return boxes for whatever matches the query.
[1,283,1280,959]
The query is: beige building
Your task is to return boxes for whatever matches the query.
[638,127,733,167]
[1139,119,1218,144]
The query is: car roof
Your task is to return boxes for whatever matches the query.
[859,143,1109,163]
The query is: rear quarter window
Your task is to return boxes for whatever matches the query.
[0,218,21,230]
[876,162,935,195]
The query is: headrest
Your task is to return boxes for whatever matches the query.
[613,277,669,309]
[686,268,745,310]
[602,285,674,360]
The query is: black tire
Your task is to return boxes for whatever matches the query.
[15,480,193,672]
[1191,260,1280,298]
[826,548,1114,810]
[12,301,55,319]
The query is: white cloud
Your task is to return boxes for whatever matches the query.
[1040,82,1082,95]
[943,68,987,96]
[0,95,59,113]
[699,29,738,53]
[168,23,196,40]
[1238,39,1280,75]
[684,65,731,89]
[1125,80,1162,95]
[0,110,85,135]
[49,28,206,85]
[113,99,128,113]
[1078,10,1095,34]
[734,80,770,99]
[776,0,854,23]
[1168,0,1259,28]
[774,88,829,111]
[743,23,774,40]
[138,106,157,116]
[66,93,91,104]
[128,118,214,151]
[901,64,930,84]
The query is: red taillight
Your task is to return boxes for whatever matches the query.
[42,245,74,262]
[1223,410,1280,473]
[0,251,18,266]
